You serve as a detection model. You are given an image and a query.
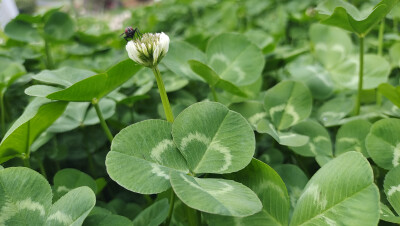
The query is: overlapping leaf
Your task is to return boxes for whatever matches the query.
[264,81,312,130]
[106,119,188,194]
[366,118,400,169]
[172,101,255,174]
[290,152,379,226]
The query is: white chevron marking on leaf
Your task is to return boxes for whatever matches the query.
[269,104,285,121]
[209,53,230,67]
[232,66,245,82]
[388,184,400,197]
[393,144,400,167]
[322,216,337,226]
[56,186,70,193]
[180,132,211,150]
[208,181,234,196]
[248,112,267,126]
[0,198,46,225]
[338,137,359,144]
[314,136,330,143]
[309,142,317,155]
[150,164,169,180]
[47,211,73,225]
[285,104,300,125]
[260,181,286,199]
[209,142,232,172]
[180,174,233,197]
[150,139,175,163]
[303,183,327,210]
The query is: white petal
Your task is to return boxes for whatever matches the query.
[126,41,144,65]
[159,32,170,54]
[153,45,161,64]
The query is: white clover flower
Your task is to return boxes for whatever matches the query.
[126,32,170,68]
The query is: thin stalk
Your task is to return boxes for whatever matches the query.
[152,66,176,224]
[152,66,174,123]
[376,92,382,107]
[378,19,385,56]
[164,191,176,226]
[44,39,54,69]
[355,36,365,116]
[210,86,218,102]
[23,121,31,168]
[0,91,5,137]
[23,158,31,168]
[92,99,113,142]
[38,160,47,179]
[186,205,200,226]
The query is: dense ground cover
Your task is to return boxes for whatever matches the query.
[1,0,400,225]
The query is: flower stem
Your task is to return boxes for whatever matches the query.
[152,66,174,123]
[210,86,218,102]
[0,91,5,137]
[186,204,201,226]
[38,160,47,179]
[92,98,113,142]
[44,39,54,69]
[355,36,364,116]
[378,20,385,56]
[164,190,176,226]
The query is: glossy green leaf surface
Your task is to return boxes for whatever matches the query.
[317,0,399,35]
[0,98,67,163]
[46,60,141,102]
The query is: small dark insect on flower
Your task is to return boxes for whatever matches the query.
[120,27,142,42]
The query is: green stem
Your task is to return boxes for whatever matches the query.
[92,99,113,142]
[152,66,174,123]
[23,158,31,168]
[23,121,31,168]
[355,36,364,116]
[164,191,176,226]
[210,86,218,102]
[44,39,54,69]
[376,91,382,107]
[0,91,5,137]
[186,205,200,226]
[378,19,385,56]
[38,160,47,179]
[143,195,153,206]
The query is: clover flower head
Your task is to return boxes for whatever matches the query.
[126,32,170,67]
